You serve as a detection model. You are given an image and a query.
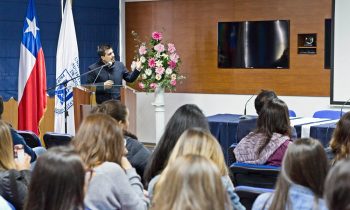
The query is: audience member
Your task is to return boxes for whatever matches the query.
[0,96,46,163]
[143,104,209,187]
[234,98,292,166]
[148,128,245,210]
[252,138,328,210]
[324,158,350,210]
[0,120,31,210]
[24,146,85,210]
[91,99,151,181]
[72,114,148,210]
[151,154,233,210]
[325,111,350,166]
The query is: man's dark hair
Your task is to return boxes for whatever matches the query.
[254,89,277,115]
[0,96,3,119]
[97,44,112,57]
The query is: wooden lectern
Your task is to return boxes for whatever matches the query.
[73,86,137,134]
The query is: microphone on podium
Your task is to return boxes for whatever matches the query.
[239,94,255,119]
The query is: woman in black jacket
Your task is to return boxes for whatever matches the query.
[0,120,31,210]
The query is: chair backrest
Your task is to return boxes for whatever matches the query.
[0,196,16,210]
[288,109,296,117]
[236,118,257,143]
[17,130,41,148]
[235,186,274,210]
[43,132,73,149]
[313,110,344,120]
[227,143,237,166]
[230,162,280,189]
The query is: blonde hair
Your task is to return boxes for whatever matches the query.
[151,154,231,210]
[0,120,16,170]
[72,114,124,168]
[155,128,228,193]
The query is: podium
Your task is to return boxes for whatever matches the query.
[72,85,137,134]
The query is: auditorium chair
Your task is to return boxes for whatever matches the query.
[230,162,280,189]
[17,130,42,148]
[235,186,274,210]
[43,132,73,149]
[313,110,345,120]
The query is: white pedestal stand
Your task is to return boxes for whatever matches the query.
[152,87,165,144]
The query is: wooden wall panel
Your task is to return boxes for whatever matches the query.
[125,0,332,96]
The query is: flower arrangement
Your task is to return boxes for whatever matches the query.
[131,31,185,92]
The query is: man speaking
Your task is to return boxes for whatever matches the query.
[87,44,140,104]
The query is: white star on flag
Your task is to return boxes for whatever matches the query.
[24,17,40,38]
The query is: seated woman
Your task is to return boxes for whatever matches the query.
[0,120,31,210]
[148,128,245,210]
[252,138,328,210]
[325,111,350,166]
[143,104,209,187]
[91,99,151,181]
[24,146,85,210]
[325,158,350,210]
[72,114,148,210]
[151,154,233,210]
[234,98,292,166]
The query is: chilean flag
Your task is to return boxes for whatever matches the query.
[18,0,47,135]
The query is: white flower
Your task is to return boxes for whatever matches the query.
[171,73,177,80]
[130,61,137,70]
[140,56,146,63]
[156,60,163,67]
[155,74,162,81]
[145,68,152,76]
[165,68,172,75]
[161,53,169,59]
[142,74,147,79]
[155,52,161,58]
[136,60,142,70]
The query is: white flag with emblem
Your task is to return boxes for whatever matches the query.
[54,0,80,134]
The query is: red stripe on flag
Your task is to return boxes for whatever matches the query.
[18,48,47,135]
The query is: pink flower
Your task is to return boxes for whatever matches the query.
[152,32,163,41]
[138,82,145,89]
[170,79,177,86]
[168,61,176,69]
[148,58,156,68]
[155,66,165,75]
[168,43,176,53]
[150,83,158,89]
[170,53,179,63]
[139,46,147,55]
[154,43,165,53]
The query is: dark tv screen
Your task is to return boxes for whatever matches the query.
[325,19,331,69]
[218,20,290,69]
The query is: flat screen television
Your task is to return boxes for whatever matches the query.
[325,18,331,69]
[218,20,290,69]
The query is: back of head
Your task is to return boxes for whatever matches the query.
[73,113,124,168]
[269,138,328,210]
[0,120,15,170]
[167,127,228,176]
[143,104,209,185]
[325,158,350,210]
[24,146,85,210]
[151,154,230,210]
[254,89,277,115]
[329,112,350,163]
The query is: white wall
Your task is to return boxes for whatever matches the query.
[136,93,350,143]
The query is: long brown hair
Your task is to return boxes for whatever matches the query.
[72,114,124,168]
[256,98,291,154]
[151,155,231,210]
[329,112,350,165]
[0,120,16,170]
[268,138,328,210]
[324,158,350,210]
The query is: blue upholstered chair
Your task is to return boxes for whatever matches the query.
[313,110,345,120]
[43,132,73,149]
[289,109,296,117]
[17,130,42,148]
[230,162,280,189]
[235,186,274,210]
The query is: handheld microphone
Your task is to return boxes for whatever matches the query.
[340,97,350,118]
[239,94,255,119]
[92,61,113,84]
